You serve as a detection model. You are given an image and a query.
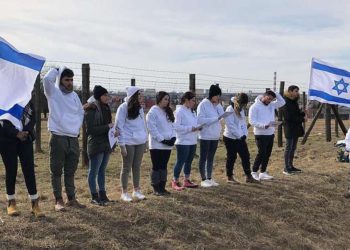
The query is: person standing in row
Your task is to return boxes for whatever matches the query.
[43,67,85,211]
[172,91,200,191]
[197,84,225,187]
[146,91,176,196]
[223,94,260,184]
[248,90,285,180]
[85,86,114,205]
[0,100,45,217]
[115,86,148,202]
[281,85,305,175]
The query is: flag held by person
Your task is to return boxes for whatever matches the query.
[0,37,45,129]
[309,58,350,107]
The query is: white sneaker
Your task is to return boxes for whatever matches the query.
[251,172,260,181]
[132,190,146,200]
[201,180,213,187]
[209,179,219,186]
[259,172,273,180]
[121,193,132,202]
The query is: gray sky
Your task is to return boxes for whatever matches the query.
[2,0,350,92]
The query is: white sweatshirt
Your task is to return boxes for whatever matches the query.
[146,105,176,150]
[174,105,199,145]
[223,105,248,139]
[115,102,147,146]
[197,98,225,140]
[43,67,84,137]
[345,129,350,151]
[248,93,285,135]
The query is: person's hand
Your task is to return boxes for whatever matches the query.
[192,126,202,132]
[114,129,120,137]
[108,123,114,128]
[120,145,127,157]
[240,135,247,141]
[16,131,29,141]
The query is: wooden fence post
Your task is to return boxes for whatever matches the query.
[81,63,90,167]
[302,91,306,130]
[34,73,42,153]
[334,105,339,137]
[325,104,331,142]
[189,74,196,94]
[277,81,285,147]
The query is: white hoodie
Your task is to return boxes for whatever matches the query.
[43,67,84,137]
[115,102,147,146]
[197,98,225,140]
[223,105,248,139]
[146,105,176,150]
[248,93,285,135]
[174,105,199,145]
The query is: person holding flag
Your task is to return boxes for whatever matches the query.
[43,66,85,211]
[0,37,45,217]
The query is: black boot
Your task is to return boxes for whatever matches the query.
[159,169,170,195]
[151,170,162,196]
[152,184,162,196]
[99,190,110,204]
[91,193,102,206]
[159,181,171,195]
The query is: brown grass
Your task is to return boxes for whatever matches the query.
[0,119,350,249]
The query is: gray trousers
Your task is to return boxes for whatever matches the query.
[120,144,145,191]
[49,134,80,200]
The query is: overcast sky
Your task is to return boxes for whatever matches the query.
[1,0,350,92]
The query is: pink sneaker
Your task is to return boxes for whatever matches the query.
[183,179,198,188]
[171,180,185,191]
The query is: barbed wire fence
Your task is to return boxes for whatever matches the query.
[36,60,306,166]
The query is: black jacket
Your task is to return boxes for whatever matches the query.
[281,96,305,139]
[84,101,112,157]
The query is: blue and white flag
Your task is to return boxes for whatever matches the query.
[309,58,350,107]
[0,37,45,129]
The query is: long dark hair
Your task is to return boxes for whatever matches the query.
[180,91,196,113]
[156,91,174,122]
[127,91,141,119]
[180,91,195,105]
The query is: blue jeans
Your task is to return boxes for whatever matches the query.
[199,139,219,180]
[88,152,110,194]
[284,136,298,169]
[173,144,197,180]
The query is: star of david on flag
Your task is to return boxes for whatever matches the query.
[309,58,350,108]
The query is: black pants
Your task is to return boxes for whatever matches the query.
[150,149,171,186]
[150,149,171,171]
[284,136,298,169]
[252,135,274,173]
[223,136,251,177]
[0,139,37,196]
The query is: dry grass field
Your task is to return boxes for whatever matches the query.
[1,118,350,249]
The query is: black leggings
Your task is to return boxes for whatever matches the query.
[150,149,171,171]
[0,139,37,196]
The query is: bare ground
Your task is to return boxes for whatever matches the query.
[0,120,350,249]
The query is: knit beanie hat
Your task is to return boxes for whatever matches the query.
[93,85,108,100]
[209,84,222,99]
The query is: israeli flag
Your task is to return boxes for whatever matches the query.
[0,37,45,129]
[309,58,350,107]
